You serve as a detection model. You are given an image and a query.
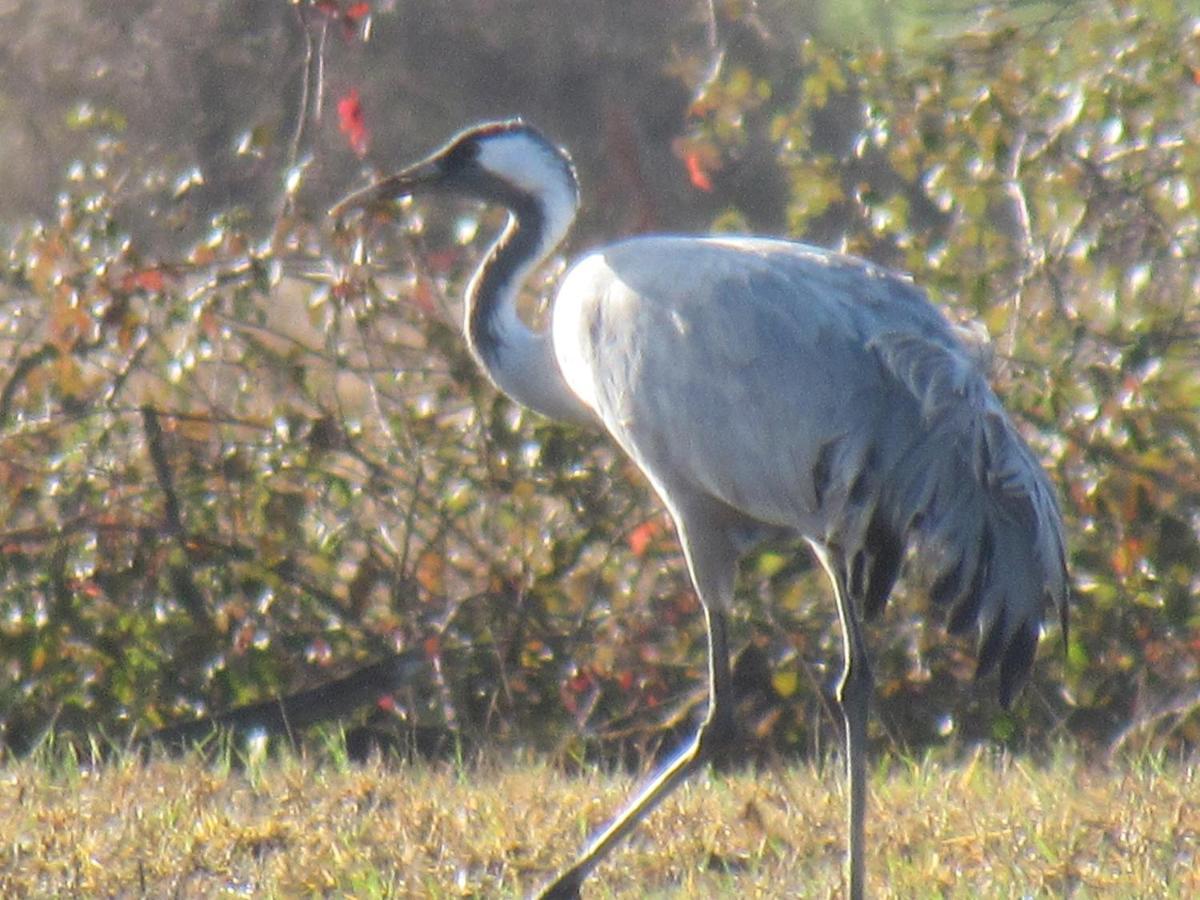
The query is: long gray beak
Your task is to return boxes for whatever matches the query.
[329,157,442,221]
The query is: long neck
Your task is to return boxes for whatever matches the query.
[464,198,593,425]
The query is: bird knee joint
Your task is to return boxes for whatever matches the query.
[838,660,873,703]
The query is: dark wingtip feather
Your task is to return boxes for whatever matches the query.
[864,512,904,619]
[974,608,1007,679]
[947,525,993,635]
[811,439,837,509]
[998,621,1039,708]
[947,585,982,635]
[930,559,963,610]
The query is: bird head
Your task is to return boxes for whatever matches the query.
[330,119,579,224]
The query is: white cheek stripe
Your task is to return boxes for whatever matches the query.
[477,134,577,249]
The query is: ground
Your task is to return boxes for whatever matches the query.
[2,742,1195,897]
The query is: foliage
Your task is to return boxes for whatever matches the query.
[0,0,1198,761]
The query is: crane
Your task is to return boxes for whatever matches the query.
[331,119,1070,900]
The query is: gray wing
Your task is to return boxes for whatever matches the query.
[557,237,956,525]
[553,235,1068,702]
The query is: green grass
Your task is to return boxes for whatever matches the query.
[1,742,1196,897]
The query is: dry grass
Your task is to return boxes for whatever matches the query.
[1,739,1196,898]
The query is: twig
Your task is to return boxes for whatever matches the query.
[141,648,432,750]
[141,406,186,538]
[1002,131,1041,356]
[1105,682,1200,761]
[0,342,59,424]
[140,405,213,630]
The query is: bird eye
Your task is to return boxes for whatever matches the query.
[442,138,479,173]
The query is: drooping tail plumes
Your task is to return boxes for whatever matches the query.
[870,332,1069,704]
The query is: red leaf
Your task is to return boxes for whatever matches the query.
[131,268,166,292]
[628,518,664,556]
[423,635,442,659]
[566,669,594,694]
[560,687,577,714]
[425,248,461,274]
[234,622,255,654]
[410,275,439,317]
[337,88,369,157]
[345,1,370,21]
[684,151,714,192]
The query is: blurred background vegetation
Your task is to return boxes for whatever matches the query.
[0,0,1197,766]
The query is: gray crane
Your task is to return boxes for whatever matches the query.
[331,120,1070,900]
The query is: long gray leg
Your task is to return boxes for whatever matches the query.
[813,545,873,900]
[537,508,738,899]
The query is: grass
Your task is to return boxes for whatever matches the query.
[1,740,1197,898]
